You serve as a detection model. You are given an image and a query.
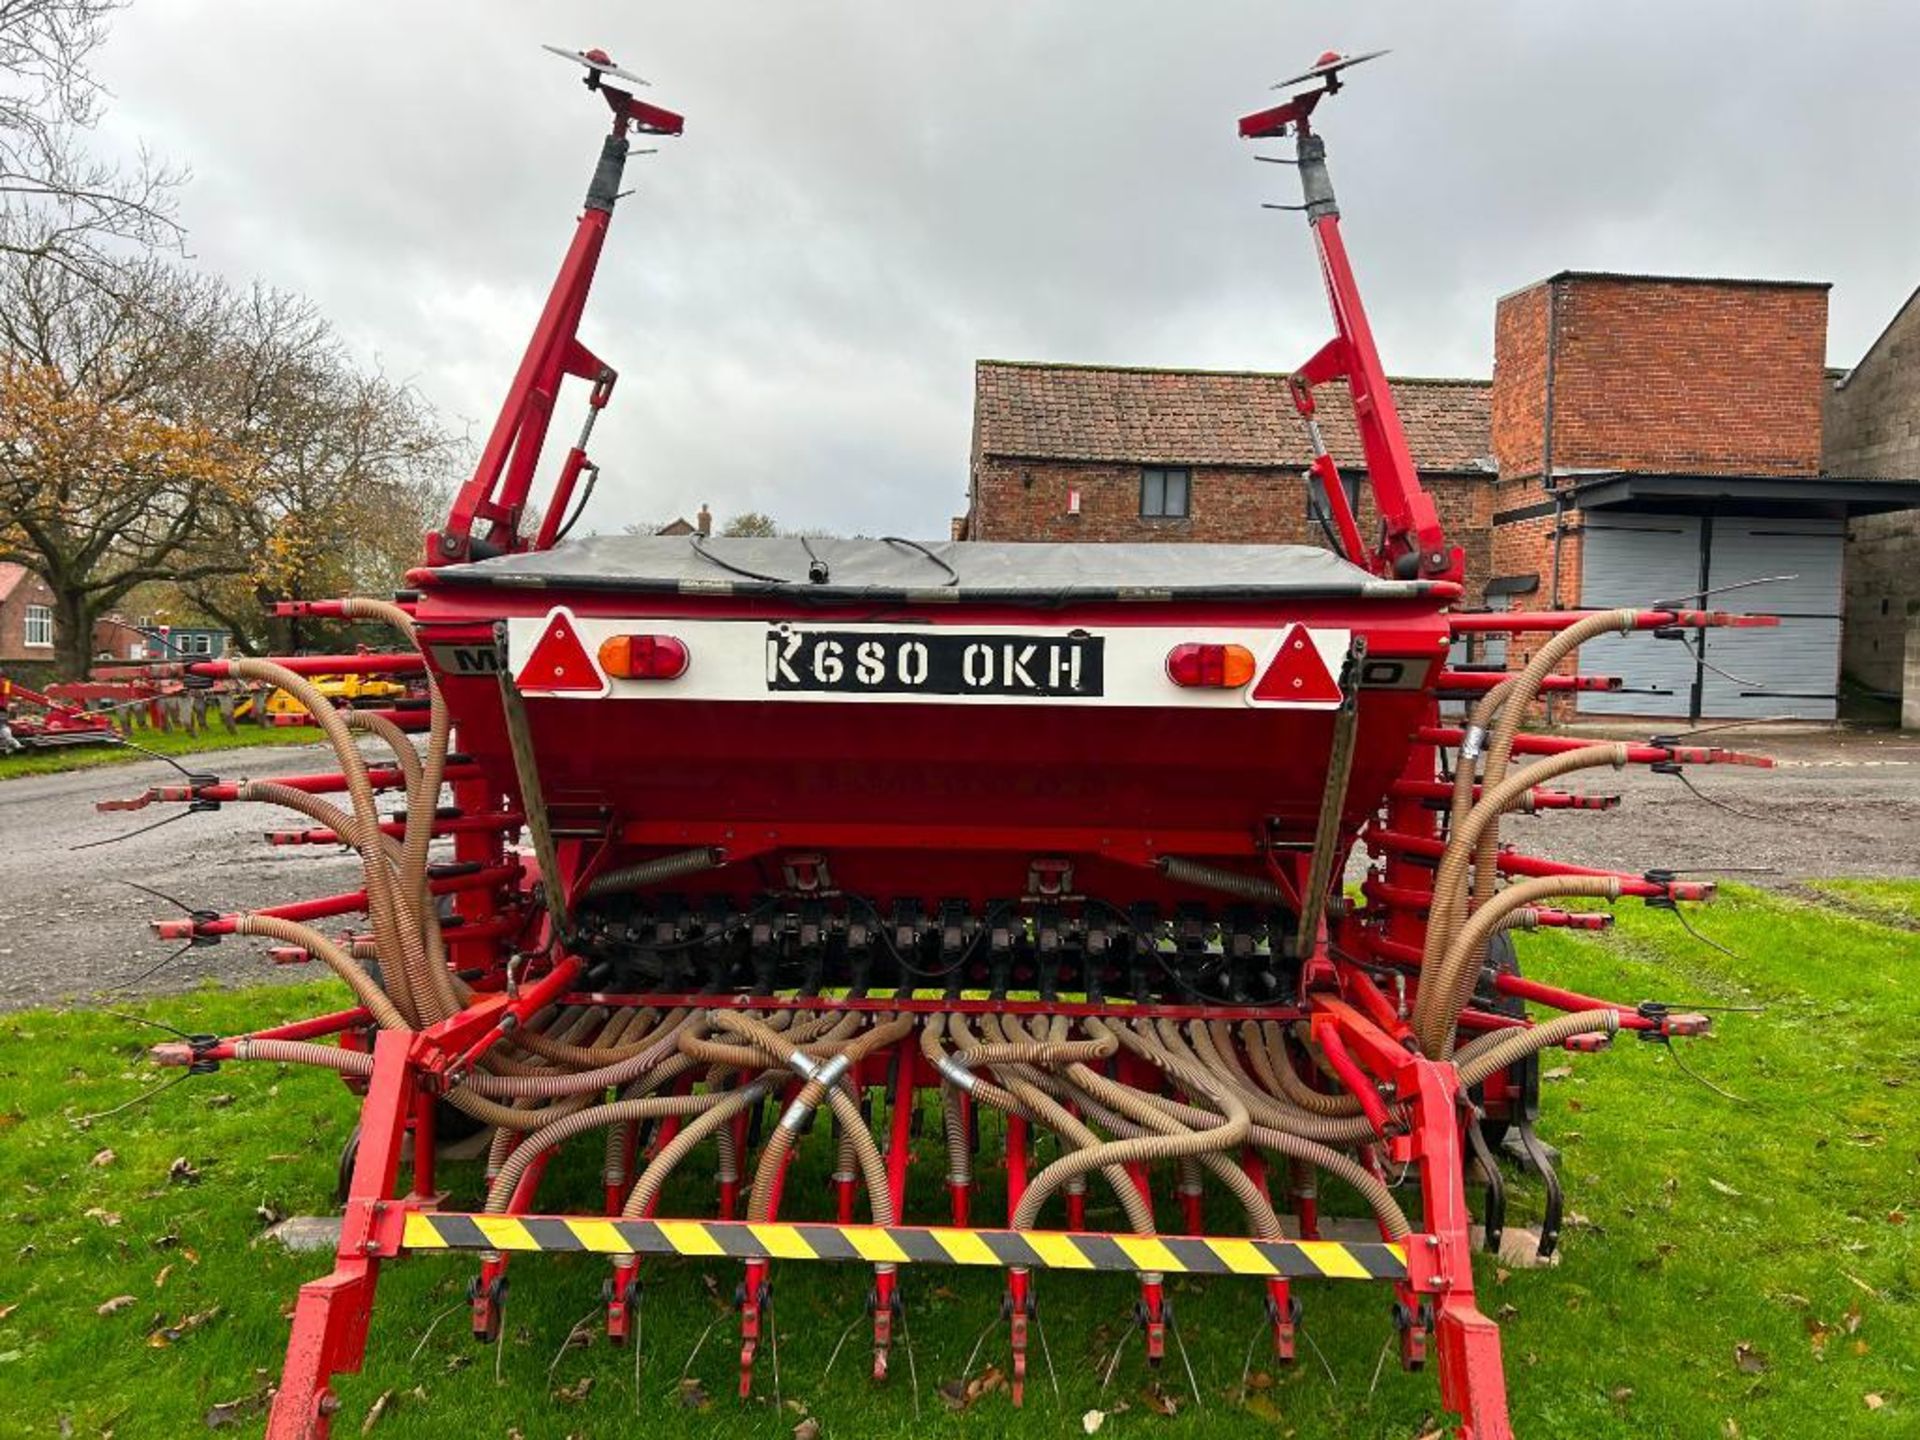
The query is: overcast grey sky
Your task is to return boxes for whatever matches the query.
[92,1,1920,538]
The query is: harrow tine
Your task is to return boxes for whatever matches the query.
[1515,1118,1565,1260]
[1238,1320,1262,1398]
[681,1314,718,1382]
[1170,1307,1203,1411]
[1367,1332,1394,1396]
[1300,1324,1340,1388]
[1099,1314,1139,1390]
[770,1297,782,1412]
[1034,1303,1060,1403]
[898,1289,922,1421]
[958,1313,996,1387]
[820,1313,863,1379]
[547,1306,599,1384]
[1465,1113,1506,1254]
[406,1302,464,1365]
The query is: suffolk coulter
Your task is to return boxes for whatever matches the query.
[113,48,1777,1440]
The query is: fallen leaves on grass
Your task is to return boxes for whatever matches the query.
[1733,1341,1769,1375]
[938,1365,1006,1411]
[83,1207,122,1228]
[1707,1178,1742,1198]
[792,1418,821,1440]
[203,1387,270,1430]
[0,1302,18,1321]
[553,1375,592,1404]
[1807,1315,1837,1358]
[674,1376,709,1410]
[90,1148,116,1167]
[1139,1381,1180,1416]
[96,1295,136,1316]
[167,1157,201,1185]
[360,1389,392,1433]
[1865,1394,1885,1411]
[1082,1409,1106,1434]
[147,1306,221,1347]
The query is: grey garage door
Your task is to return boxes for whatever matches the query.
[1577,512,1843,721]
[1698,519,1843,721]
[1577,515,1700,718]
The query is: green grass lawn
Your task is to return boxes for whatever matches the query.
[0,724,319,781]
[0,886,1914,1438]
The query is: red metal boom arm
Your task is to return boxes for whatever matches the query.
[1242,75,1458,582]
[434,59,683,565]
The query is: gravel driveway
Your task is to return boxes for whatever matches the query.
[2,729,1916,1011]
[0,744,365,1011]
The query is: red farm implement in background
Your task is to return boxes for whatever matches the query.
[103,47,1782,1440]
[0,673,119,752]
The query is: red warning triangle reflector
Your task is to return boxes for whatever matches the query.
[516,608,603,693]
[1250,624,1342,705]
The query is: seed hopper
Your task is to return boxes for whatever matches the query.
[110,47,1780,1439]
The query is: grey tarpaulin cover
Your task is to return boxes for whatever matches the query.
[432,535,1443,604]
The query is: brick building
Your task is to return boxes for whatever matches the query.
[962,362,1498,585]
[1825,286,1920,723]
[0,563,58,671]
[965,273,1920,721]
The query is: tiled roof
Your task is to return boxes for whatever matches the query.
[974,361,1492,473]
[0,563,27,603]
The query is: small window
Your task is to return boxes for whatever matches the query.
[1306,471,1362,531]
[23,604,53,648]
[185,633,213,656]
[1141,467,1190,519]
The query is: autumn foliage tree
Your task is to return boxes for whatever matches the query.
[0,250,458,676]
[0,255,252,676]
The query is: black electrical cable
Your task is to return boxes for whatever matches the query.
[121,879,199,915]
[1082,897,1243,1006]
[551,463,600,543]
[687,532,796,585]
[843,894,1016,982]
[71,808,195,851]
[73,1070,194,1126]
[879,536,959,588]
[1669,768,1766,822]
[1656,1035,1747,1104]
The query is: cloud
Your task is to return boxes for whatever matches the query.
[94,0,1920,537]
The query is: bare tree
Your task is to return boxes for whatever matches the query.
[0,0,185,281]
[178,335,460,655]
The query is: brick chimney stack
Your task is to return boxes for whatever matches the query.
[696,503,712,536]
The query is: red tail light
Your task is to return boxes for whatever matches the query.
[1165,643,1256,689]
[598,634,689,680]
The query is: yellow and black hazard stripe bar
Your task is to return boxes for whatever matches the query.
[400,1213,1406,1281]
